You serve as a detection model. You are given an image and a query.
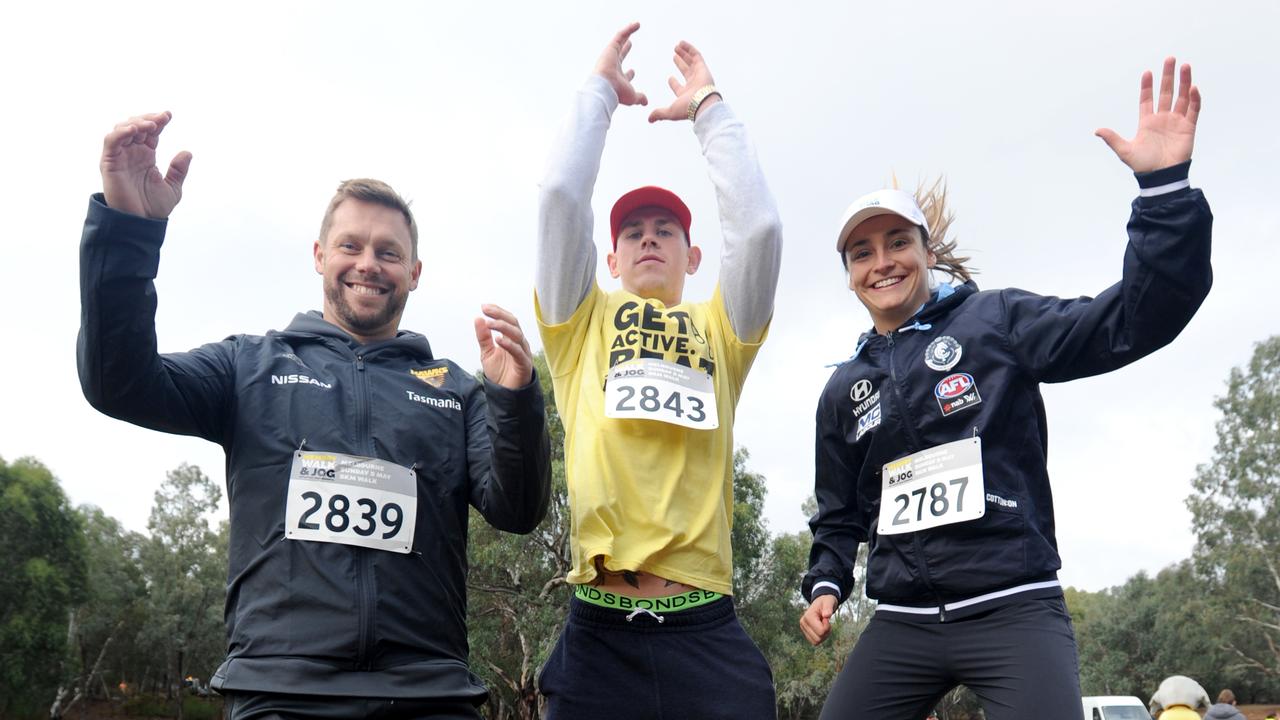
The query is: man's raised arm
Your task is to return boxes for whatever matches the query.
[536,23,648,324]
[78,112,233,442]
[650,41,782,343]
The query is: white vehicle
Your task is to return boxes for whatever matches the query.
[1083,696,1151,720]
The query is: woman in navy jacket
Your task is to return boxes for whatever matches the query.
[799,58,1211,720]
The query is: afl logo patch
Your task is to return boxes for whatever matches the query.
[934,373,974,399]
[935,372,982,416]
[924,336,963,372]
[850,379,874,402]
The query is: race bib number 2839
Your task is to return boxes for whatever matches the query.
[604,358,718,430]
[877,437,985,536]
[284,451,416,553]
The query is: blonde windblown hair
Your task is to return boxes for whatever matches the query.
[895,175,974,283]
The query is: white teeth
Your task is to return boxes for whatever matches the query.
[873,277,903,289]
[349,284,385,296]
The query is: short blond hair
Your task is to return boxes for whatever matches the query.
[318,179,418,260]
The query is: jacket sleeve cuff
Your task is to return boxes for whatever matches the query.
[1135,160,1191,202]
[89,192,171,226]
[481,370,545,416]
[803,574,843,604]
[84,193,170,278]
[809,581,842,603]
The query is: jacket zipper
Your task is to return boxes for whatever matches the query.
[886,332,949,622]
[353,352,376,669]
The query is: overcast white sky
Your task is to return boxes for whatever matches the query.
[2,0,1276,593]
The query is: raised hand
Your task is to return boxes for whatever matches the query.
[594,22,648,108]
[647,41,718,124]
[799,594,838,646]
[100,111,192,219]
[474,304,534,390]
[1096,57,1201,173]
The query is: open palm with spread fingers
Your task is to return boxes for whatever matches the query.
[100,111,192,219]
[1096,57,1201,173]
[648,41,717,123]
[474,304,534,389]
[595,22,648,108]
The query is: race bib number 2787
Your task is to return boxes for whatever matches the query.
[877,437,985,536]
[284,451,416,553]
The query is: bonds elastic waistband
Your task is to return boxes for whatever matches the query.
[573,585,723,613]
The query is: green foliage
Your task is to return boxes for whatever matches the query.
[123,694,173,716]
[47,506,151,718]
[732,447,771,594]
[179,695,224,720]
[1070,563,1228,698]
[1064,336,1280,705]
[741,527,872,720]
[0,456,88,717]
[120,693,222,718]
[1186,335,1280,693]
[467,353,570,720]
[137,464,228,695]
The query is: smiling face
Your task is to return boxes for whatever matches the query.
[607,206,701,306]
[313,198,422,344]
[842,213,936,334]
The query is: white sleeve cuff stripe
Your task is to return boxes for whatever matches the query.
[812,581,841,599]
[1139,178,1190,197]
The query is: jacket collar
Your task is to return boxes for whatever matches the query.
[841,282,978,365]
[915,280,977,325]
[276,311,434,359]
[858,281,977,341]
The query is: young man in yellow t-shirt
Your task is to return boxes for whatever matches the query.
[534,22,783,720]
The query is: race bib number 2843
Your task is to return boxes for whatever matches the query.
[284,451,417,553]
[604,358,719,430]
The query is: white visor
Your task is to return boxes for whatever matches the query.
[837,188,929,252]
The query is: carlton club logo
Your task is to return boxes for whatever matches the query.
[924,336,963,372]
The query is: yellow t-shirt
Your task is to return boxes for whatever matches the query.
[536,283,766,595]
[1158,707,1201,720]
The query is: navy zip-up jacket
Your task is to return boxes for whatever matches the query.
[77,195,551,699]
[803,163,1212,619]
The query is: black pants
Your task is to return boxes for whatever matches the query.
[819,596,1081,720]
[223,691,482,720]
[539,595,776,720]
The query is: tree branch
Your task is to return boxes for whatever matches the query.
[484,659,518,694]
[539,575,567,601]
[1236,614,1280,634]
[467,581,521,597]
[1249,520,1280,596]
[1249,597,1280,615]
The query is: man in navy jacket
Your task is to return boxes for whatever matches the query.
[78,111,551,719]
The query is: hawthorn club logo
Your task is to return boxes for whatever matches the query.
[411,366,448,388]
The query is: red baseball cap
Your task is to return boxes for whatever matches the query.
[609,186,692,248]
